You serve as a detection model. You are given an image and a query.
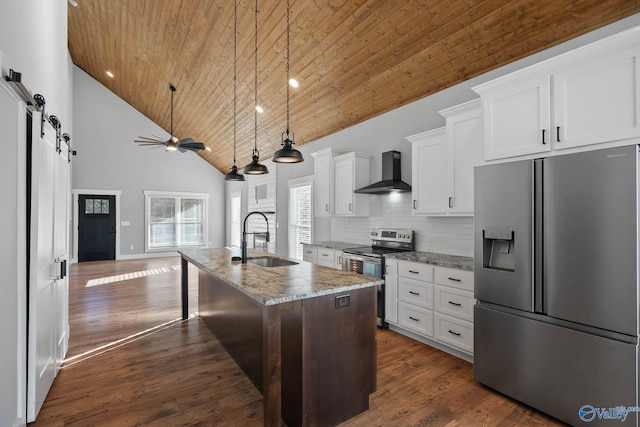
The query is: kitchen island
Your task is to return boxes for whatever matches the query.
[179,248,383,427]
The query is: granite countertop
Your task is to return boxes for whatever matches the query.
[303,241,360,251]
[384,251,474,271]
[179,248,382,306]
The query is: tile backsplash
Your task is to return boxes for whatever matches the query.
[330,192,474,257]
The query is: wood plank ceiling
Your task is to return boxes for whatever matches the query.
[68,0,640,174]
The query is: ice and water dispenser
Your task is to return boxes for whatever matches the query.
[482,227,515,272]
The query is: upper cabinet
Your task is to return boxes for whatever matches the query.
[407,128,446,215]
[311,148,346,217]
[477,75,551,160]
[333,152,371,217]
[475,27,640,161]
[407,99,482,216]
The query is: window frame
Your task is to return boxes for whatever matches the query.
[229,190,242,249]
[288,176,314,260]
[144,190,209,252]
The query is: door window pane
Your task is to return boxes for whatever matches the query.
[85,199,94,214]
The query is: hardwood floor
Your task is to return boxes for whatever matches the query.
[31,257,564,426]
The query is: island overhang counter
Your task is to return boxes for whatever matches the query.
[179,247,383,427]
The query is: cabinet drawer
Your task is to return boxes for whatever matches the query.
[434,285,473,321]
[398,303,433,337]
[434,267,473,291]
[302,246,318,263]
[434,313,473,354]
[398,278,433,309]
[398,261,434,282]
[317,248,335,267]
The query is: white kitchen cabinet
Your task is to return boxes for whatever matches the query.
[302,244,317,263]
[384,259,398,325]
[478,76,551,160]
[475,29,640,160]
[333,152,371,217]
[553,45,640,150]
[311,148,346,217]
[407,99,482,216]
[440,99,483,214]
[407,128,446,215]
[388,258,474,359]
[317,248,336,268]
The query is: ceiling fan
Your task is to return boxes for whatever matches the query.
[134,84,206,153]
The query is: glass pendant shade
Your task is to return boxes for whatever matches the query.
[244,149,269,174]
[273,131,303,163]
[224,164,245,181]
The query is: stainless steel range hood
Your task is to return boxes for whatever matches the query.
[355,150,411,194]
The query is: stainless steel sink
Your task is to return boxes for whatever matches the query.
[247,256,299,267]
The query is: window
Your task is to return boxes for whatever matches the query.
[84,198,110,214]
[288,177,313,260]
[144,191,208,251]
[230,191,242,248]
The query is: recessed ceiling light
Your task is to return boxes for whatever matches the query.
[106,70,114,78]
[205,146,212,152]
[288,78,299,88]
[256,105,264,113]
[68,0,78,7]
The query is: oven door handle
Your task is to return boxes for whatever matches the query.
[342,254,382,265]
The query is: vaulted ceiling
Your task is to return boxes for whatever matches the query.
[68,0,640,174]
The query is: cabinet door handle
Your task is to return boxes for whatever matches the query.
[408,270,419,274]
[542,129,547,145]
[448,330,461,336]
[409,291,420,296]
[448,277,461,282]
[448,301,462,307]
[448,197,453,208]
[321,253,329,257]
[413,199,417,209]
[325,204,329,212]
[348,203,352,212]
[556,126,561,142]
[409,316,420,322]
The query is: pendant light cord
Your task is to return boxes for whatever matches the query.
[254,0,258,157]
[170,85,174,136]
[286,0,290,136]
[233,0,237,165]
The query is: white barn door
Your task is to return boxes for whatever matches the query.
[27,113,67,421]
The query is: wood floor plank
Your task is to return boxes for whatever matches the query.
[31,257,565,426]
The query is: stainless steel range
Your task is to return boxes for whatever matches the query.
[343,228,414,328]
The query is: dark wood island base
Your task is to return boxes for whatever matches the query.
[198,269,377,427]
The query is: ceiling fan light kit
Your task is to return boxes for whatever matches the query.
[273,0,303,164]
[134,84,205,153]
[243,0,269,175]
[225,0,245,182]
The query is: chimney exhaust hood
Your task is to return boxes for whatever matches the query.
[354,150,411,194]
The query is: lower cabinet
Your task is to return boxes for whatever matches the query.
[303,244,344,270]
[386,258,474,361]
[302,244,317,263]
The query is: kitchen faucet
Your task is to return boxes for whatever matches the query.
[241,211,270,263]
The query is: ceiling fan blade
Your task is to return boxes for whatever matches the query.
[135,136,165,143]
[177,146,188,153]
[179,142,205,152]
[135,141,166,146]
[178,137,194,145]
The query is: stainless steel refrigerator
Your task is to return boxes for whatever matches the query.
[474,145,639,426]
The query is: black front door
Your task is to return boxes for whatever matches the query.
[78,195,116,262]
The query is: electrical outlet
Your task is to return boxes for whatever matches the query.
[335,294,351,309]
[130,245,134,250]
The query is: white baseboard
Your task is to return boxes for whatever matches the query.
[117,251,180,260]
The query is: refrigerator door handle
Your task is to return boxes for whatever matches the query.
[534,159,544,314]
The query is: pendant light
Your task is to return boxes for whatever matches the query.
[244,0,269,175]
[225,0,245,181]
[273,0,304,163]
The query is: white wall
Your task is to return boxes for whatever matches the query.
[72,67,226,257]
[272,12,640,257]
[0,1,71,426]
